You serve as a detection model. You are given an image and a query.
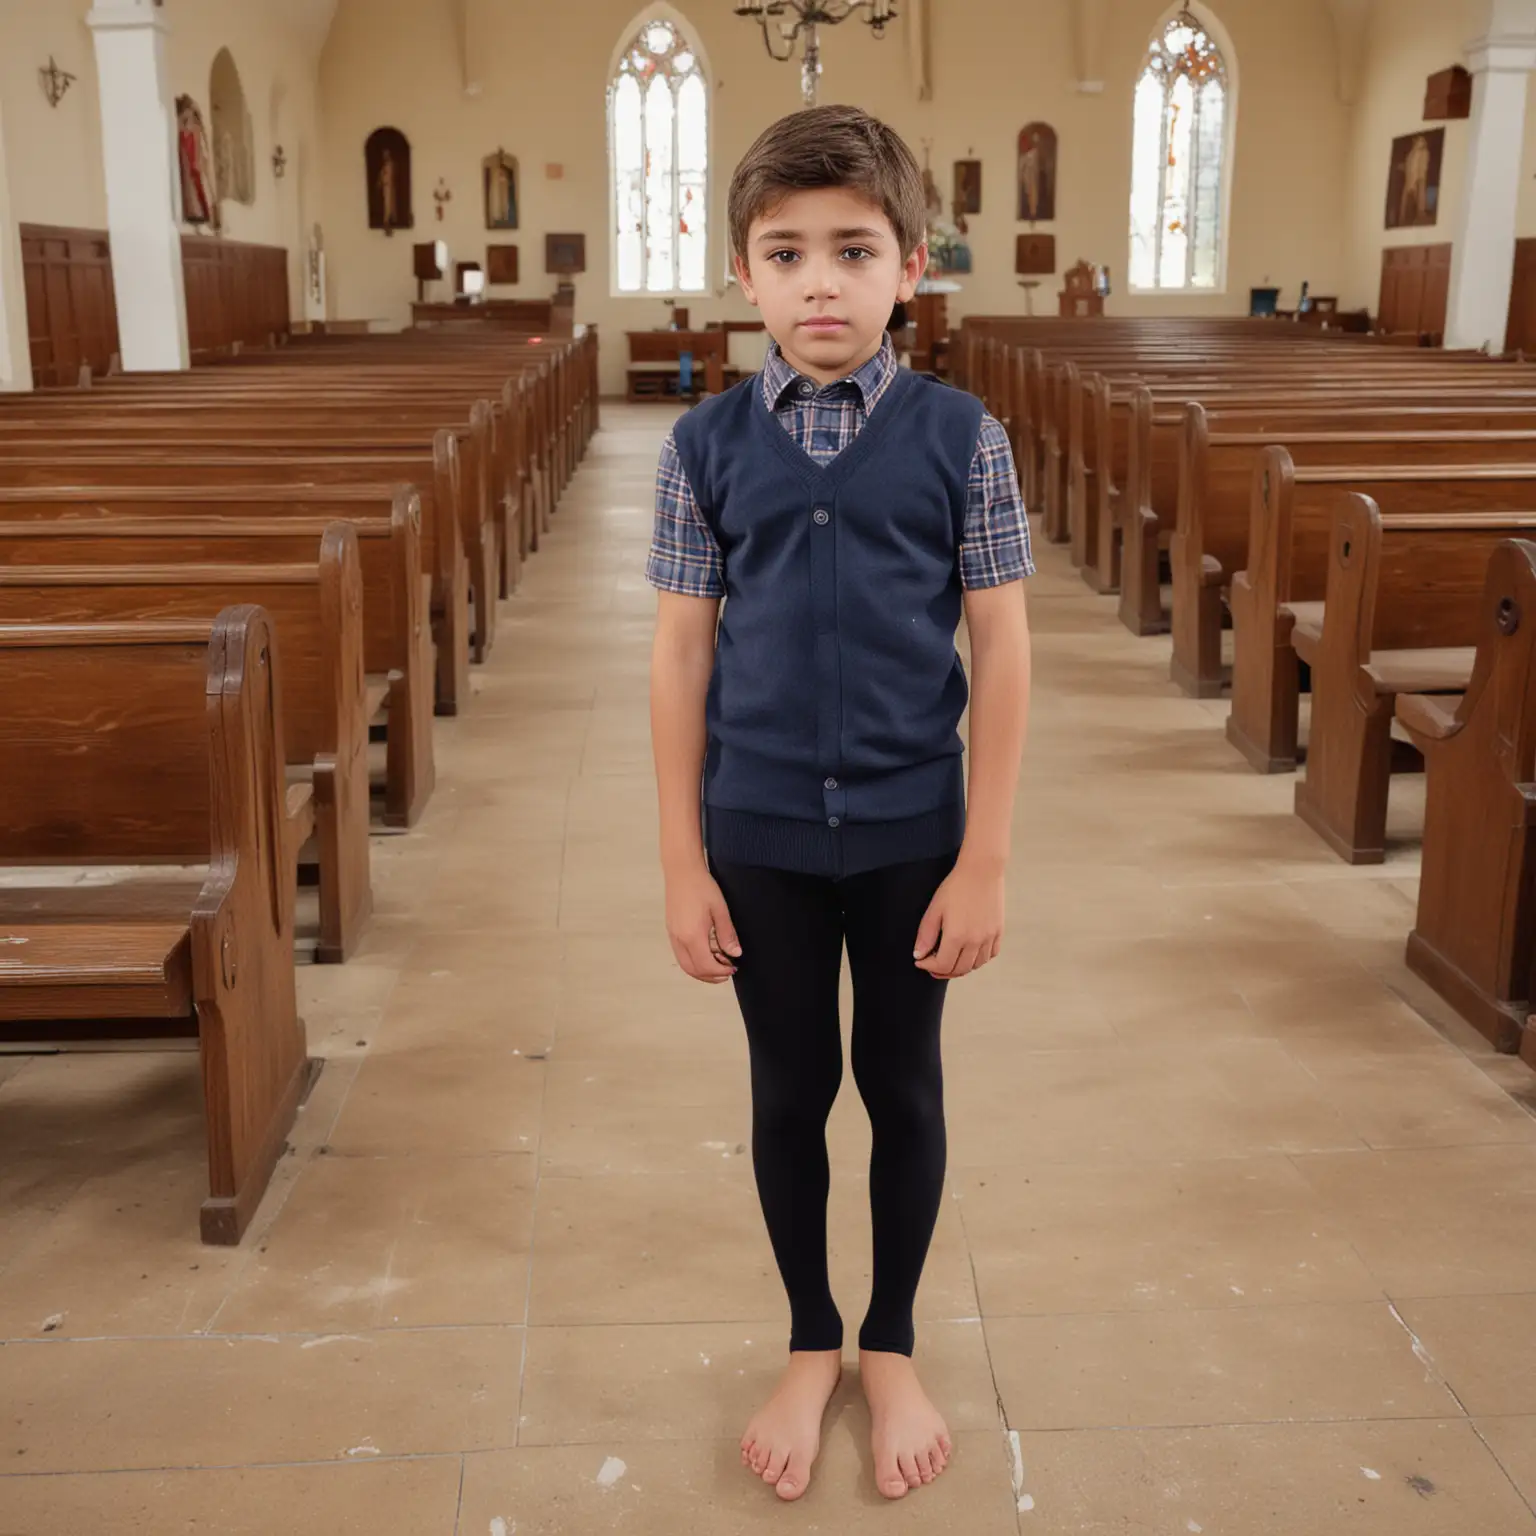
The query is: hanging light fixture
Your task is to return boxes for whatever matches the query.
[733,0,897,109]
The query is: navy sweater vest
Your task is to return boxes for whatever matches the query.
[671,365,984,878]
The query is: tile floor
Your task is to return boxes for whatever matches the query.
[3,405,1536,1533]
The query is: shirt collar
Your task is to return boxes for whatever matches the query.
[762,333,897,412]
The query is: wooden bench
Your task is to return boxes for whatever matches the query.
[0,445,471,715]
[1093,388,1536,616]
[0,607,309,1243]
[0,412,500,668]
[1397,538,1536,1063]
[625,330,729,401]
[1107,378,1536,635]
[1292,498,1536,863]
[1171,423,1536,698]
[0,486,433,828]
[1227,452,1536,772]
[0,529,372,962]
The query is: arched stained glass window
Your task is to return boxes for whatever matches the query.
[1129,9,1232,292]
[610,16,708,295]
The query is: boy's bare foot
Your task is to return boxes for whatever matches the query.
[859,1349,953,1498]
[740,1348,842,1501]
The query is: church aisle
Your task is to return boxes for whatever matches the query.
[3,406,1536,1533]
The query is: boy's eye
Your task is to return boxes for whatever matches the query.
[767,249,800,265]
[841,246,874,261]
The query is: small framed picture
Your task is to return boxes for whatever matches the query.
[1015,233,1056,276]
[486,244,519,284]
[545,232,586,275]
[953,159,981,215]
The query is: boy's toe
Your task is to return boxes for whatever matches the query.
[762,1444,790,1485]
[775,1447,813,1502]
[899,1451,923,1489]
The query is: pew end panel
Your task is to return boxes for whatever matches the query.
[1119,386,1169,635]
[1169,404,1229,698]
[1228,447,1304,771]
[1399,539,1536,1060]
[0,609,308,1244]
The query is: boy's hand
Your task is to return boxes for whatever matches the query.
[665,864,742,983]
[913,860,1005,978]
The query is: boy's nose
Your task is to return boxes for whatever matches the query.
[803,259,841,300]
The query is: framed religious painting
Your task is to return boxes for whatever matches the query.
[1017,123,1057,223]
[953,159,981,215]
[1015,233,1056,276]
[545,232,586,275]
[1384,128,1444,229]
[486,244,519,284]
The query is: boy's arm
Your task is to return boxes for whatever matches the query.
[650,591,720,878]
[646,434,740,982]
[651,593,741,981]
[915,412,1033,978]
[958,580,1032,877]
[913,582,1031,978]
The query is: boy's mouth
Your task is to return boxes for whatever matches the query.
[799,317,849,333]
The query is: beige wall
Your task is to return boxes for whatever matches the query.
[318,0,1353,392]
[0,0,325,311]
[0,0,109,230]
[1340,0,1487,314]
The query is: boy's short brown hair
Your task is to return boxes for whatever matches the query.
[728,105,928,262]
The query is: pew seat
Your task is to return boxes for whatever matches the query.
[0,920,195,1020]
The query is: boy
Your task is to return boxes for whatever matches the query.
[647,105,1032,1503]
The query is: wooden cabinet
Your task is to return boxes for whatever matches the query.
[21,226,291,385]
[1377,244,1451,342]
[909,292,948,376]
[1505,239,1536,355]
[20,225,120,387]
[181,237,289,359]
[1424,65,1472,121]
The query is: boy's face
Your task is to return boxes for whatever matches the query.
[734,187,925,386]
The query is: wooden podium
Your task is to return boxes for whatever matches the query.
[1059,261,1105,318]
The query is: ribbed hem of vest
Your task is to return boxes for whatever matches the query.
[705,801,965,879]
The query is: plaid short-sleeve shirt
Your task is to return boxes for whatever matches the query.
[646,335,1033,599]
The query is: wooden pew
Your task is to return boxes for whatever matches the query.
[0,444,471,715]
[1112,379,1536,635]
[1291,497,1536,863]
[1397,538,1536,1063]
[1043,348,1528,563]
[0,412,500,666]
[0,530,372,962]
[1171,425,1536,698]
[1227,451,1536,772]
[0,486,433,828]
[1085,386,1536,608]
[0,607,308,1243]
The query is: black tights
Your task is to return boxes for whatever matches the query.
[710,854,955,1357]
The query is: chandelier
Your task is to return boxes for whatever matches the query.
[733,0,896,108]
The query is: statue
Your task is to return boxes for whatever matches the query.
[365,127,413,234]
[176,95,217,229]
[483,150,518,230]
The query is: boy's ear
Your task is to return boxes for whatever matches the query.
[897,241,927,304]
[732,252,760,307]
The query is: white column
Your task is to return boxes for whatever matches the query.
[86,0,189,372]
[0,67,35,392]
[1444,34,1536,352]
